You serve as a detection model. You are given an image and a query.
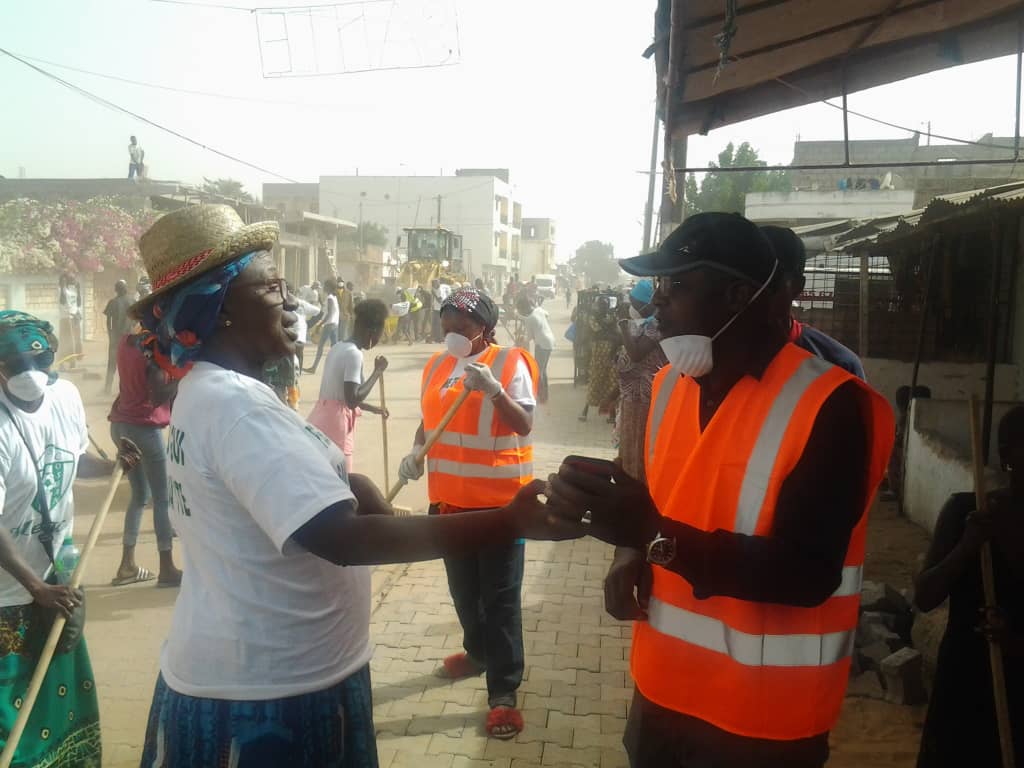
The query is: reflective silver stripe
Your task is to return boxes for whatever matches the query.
[476,348,511,436]
[422,354,447,397]
[437,433,530,451]
[647,597,854,668]
[831,565,863,598]
[428,458,532,480]
[647,371,680,467]
[734,356,834,535]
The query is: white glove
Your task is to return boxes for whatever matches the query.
[463,362,502,398]
[398,449,424,482]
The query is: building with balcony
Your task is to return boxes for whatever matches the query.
[520,218,557,279]
[317,169,521,284]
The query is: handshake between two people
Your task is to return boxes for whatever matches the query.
[504,456,663,548]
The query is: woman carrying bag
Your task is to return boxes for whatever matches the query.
[0,311,134,768]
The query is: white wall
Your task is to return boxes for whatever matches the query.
[903,398,1011,532]
[520,240,552,281]
[319,176,519,279]
[863,358,1018,409]
[745,190,916,222]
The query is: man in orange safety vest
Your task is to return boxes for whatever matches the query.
[547,212,894,767]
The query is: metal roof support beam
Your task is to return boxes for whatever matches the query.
[667,157,1024,174]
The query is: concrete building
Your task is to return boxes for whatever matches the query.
[318,169,521,284]
[790,132,1024,207]
[519,218,556,280]
[746,132,1024,228]
[746,189,915,226]
[262,182,358,289]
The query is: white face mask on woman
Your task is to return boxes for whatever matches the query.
[445,332,483,359]
[3,369,50,402]
[658,260,778,378]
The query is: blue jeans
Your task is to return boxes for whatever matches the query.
[110,421,174,551]
[534,347,552,402]
[307,323,338,371]
[438,520,525,708]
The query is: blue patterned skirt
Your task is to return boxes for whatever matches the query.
[140,665,377,767]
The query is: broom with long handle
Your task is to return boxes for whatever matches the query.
[0,440,135,768]
[386,389,471,505]
[968,395,1017,768]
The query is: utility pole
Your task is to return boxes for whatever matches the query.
[436,195,442,228]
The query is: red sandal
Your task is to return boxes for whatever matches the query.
[486,705,524,740]
[437,652,485,680]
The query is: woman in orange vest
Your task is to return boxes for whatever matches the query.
[397,288,538,740]
[545,213,894,768]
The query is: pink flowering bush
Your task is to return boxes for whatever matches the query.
[0,196,161,274]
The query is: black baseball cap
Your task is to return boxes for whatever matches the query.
[759,225,806,278]
[620,212,777,284]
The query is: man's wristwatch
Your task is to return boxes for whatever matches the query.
[646,532,677,566]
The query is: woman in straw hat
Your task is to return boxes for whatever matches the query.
[132,205,583,767]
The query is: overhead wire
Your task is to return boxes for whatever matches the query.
[0,46,301,183]
[10,51,389,110]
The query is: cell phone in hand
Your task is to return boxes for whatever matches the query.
[564,455,617,480]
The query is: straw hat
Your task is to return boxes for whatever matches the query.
[133,204,279,310]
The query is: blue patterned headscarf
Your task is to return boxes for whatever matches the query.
[138,252,256,378]
[0,311,57,366]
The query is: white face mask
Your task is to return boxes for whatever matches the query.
[628,305,643,321]
[4,369,50,402]
[445,332,481,359]
[658,260,778,378]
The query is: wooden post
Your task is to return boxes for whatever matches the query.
[968,396,1018,768]
[983,217,1004,465]
[859,249,870,357]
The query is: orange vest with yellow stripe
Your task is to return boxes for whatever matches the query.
[634,343,894,741]
[421,345,539,509]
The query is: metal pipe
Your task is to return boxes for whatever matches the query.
[982,216,1004,465]
[643,104,660,252]
[641,157,1024,175]
[842,71,851,167]
[1016,14,1022,160]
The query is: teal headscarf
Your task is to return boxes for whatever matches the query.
[0,311,58,365]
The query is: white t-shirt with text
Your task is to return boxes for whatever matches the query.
[319,341,364,403]
[160,362,370,700]
[0,380,88,607]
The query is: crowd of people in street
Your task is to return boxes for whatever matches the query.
[0,203,1020,768]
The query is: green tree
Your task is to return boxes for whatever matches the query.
[571,240,621,287]
[684,142,790,217]
[341,221,389,248]
[201,177,255,202]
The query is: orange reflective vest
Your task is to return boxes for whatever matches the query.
[421,345,538,509]
[634,343,894,741]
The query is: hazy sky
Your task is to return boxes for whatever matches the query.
[1,1,1022,264]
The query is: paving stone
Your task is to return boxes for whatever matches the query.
[451,758,513,768]
[548,711,604,733]
[484,739,544,762]
[541,744,605,766]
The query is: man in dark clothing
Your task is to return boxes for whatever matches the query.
[104,279,135,393]
[546,213,894,768]
[760,225,866,380]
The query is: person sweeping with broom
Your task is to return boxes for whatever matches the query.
[397,288,538,739]
[0,311,139,768]
[129,206,582,767]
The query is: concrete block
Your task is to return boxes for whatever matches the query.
[858,640,895,671]
[880,647,928,705]
[856,613,902,649]
[911,603,949,686]
[860,580,887,612]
